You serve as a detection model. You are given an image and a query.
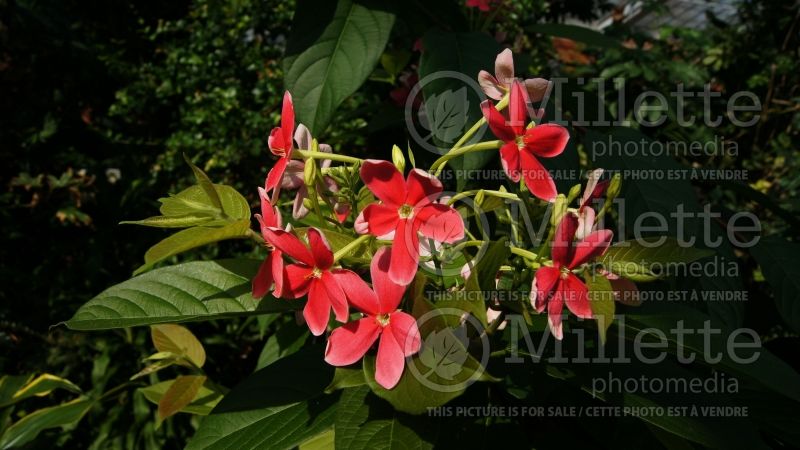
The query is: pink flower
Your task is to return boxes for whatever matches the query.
[598,269,641,306]
[479,49,551,102]
[324,247,421,389]
[466,0,492,12]
[576,168,609,239]
[532,213,613,339]
[356,160,465,284]
[261,227,353,336]
[265,91,295,202]
[252,187,286,298]
[280,124,350,222]
[481,80,569,201]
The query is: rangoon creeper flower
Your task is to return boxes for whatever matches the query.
[261,227,353,336]
[324,247,421,389]
[575,168,610,240]
[356,160,465,284]
[532,213,613,339]
[265,91,295,202]
[252,187,285,298]
[281,124,350,221]
[481,80,569,202]
[478,48,551,102]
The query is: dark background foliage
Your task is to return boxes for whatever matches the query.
[1,0,798,448]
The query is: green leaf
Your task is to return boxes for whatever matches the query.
[334,386,433,449]
[624,302,800,402]
[602,237,714,281]
[0,374,82,408]
[256,322,309,371]
[139,379,223,416]
[186,345,337,450]
[184,155,223,212]
[284,0,395,134]
[64,259,299,330]
[294,228,373,264]
[750,236,800,333]
[151,324,206,368]
[158,184,250,220]
[299,428,334,450]
[418,30,502,189]
[135,219,251,275]
[158,375,207,421]
[586,274,615,344]
[0,398,93,449]
[531,23,623,49]
[120,214,216,229]
[325,367,366,394]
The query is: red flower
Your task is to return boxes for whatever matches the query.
[325,247,421,389]
[466,0,492,12]
[481,80,569,201]
[532,213,612,339]
[252,187,285,299]
[355,160,465,284]
[264,91,295,201]
[261,227,351,336]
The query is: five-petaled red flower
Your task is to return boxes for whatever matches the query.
[532,212,612,339]
[261,227,351,336]
[325,247,421,389]
[481,79,569,202]
[355,160,465,285]
[252,187,285,299]
[264,91,295,202]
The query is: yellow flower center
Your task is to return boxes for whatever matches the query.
[398,204,414,219]
[376,313,391,327]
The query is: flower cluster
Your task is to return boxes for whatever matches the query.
[252,49,629,389]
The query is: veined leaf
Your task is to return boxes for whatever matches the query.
[0,374,82,408]
[602,237,714,281]
[158,184,249,220]
[184,155,223,212]
[284,0,395,134]
[750,236,800,333]
[586,274,615,344]
[158,375,207,421]
[151,324,206,368]
[139,379,223,416]
[0,398,93,449]
[63,259,298,330]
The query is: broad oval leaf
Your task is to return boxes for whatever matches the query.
[63,259,298,330]
[139,378,223,416]
[158,375,207,420]
[602,237,714,281]
[0,374,82,408]
[151,324,206,368]
[284,0,395,134]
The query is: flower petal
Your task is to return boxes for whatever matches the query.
[610,277,641,306]
[389,219,420,285]
[332,268,380,315]
[360,159,406,207]
[268,127,286,155]
[324,318,382,366]
[508,80,529,136]
[355,203,398,237]
[522,123,569,158]
[282,263,313,298]
[292,185,310,219]
[532,266,560,313]
[494,48,515,86]
[375,328,405,389]
[388,311,421,356]
[257,187,281,229]
[499,141,521,183]
[405,169,443,207]
[304,278,332,336]
[416,204,465,244]
[575,206,595,241]
[552,213,578,267]
[478,70,504,101]
[524,78,551,103]
[307,228,334,270]
[321,270,348,322]
[371,247,406,313]
[251,254,275,299]
[580,168,604,208]
[519,149,557,202]
[569,229,613,268]
[262,228,315,267]
[480,100,515,142]
[265,157,289,193]
[280,91,295,149]
[294,123,312,150]
[562,273,592,319]
[281,160,305,190]
[272,249,285,298]
[547,290,565,340]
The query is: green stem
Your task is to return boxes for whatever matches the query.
[509,246,538,261]
[430,140,504,176]
[293,149,362,165]
[446,189,521,205]
[333,234,372,263]
[246,228,265,245]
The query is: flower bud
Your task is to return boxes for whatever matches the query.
[392,145,406,173]
[304,139,320,189]
[550,194,567,227]
[567,183,582,204]
[606,172,622,201]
